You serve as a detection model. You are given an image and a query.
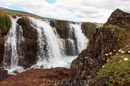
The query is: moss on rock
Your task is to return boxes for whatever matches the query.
[81,22,97,39]
[102,24,130,50]
[0,15,10,36]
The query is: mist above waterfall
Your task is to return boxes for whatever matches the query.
[3,16,88,74]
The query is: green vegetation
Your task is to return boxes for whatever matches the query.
[0,15,10,36]
[103,35,113,43]
[0,8,41,18]
[125,23,130,31]
[82,22,97,39]
[58,21,68,28]
[102,24,130,49]
[0,8,64,21]
[92,24,130,86]
[103,24,126,39]
[93,54,130,86]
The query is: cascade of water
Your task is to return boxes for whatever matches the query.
[69,23,88,53]
[65,38,76,55]
[29,17,88,68]
[3,16,88,74]
[29,17,68,68]
[3,16,24,74]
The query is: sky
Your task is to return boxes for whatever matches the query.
[0,0,130,23]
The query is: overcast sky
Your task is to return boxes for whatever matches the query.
[0,0,130,23]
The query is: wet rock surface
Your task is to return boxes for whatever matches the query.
[0,68,12,81]
[17,17,38,68]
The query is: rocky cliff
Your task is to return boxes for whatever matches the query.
[106,8,130,31]
[69,9,130,86]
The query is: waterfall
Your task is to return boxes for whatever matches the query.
[69,23,88,53]
[29,17,68,68]
[3,16,88,74]
[3,16,24,74]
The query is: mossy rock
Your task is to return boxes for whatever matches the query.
[17,17,38,40]
[0,15,10,36]
[102,24,130,50]
[50,20,71,38]
[81,22,97,39]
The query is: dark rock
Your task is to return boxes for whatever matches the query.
[94,77,109,86]
[17,17,38,68]
[113,82,130,86]
[0,68,12,81]
[23,52,37,69]
[0,37,4,64]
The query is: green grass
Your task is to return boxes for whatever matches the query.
[0,9,40,18]
[0,8,67,21]
[93,54,130,86]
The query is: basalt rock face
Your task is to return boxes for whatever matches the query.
[69,9,130,86]
[17,17,38,68]
[69,27,117,86]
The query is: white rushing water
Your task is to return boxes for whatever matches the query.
[3,16,88,74]
[3,16,24,74]
[69,23,88,53]
[29,17,69,68]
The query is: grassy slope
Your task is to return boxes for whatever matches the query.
[94,54,130,85]
[93,24,130,86]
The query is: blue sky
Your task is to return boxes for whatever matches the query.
[45,0,56,3]
[0,0,130,23]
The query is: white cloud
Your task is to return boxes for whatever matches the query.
[0,0,130,23]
